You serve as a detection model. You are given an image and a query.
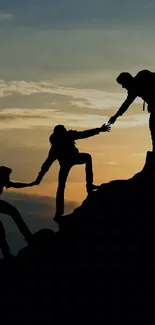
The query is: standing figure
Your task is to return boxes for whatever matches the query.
[108,70,155,152]
[33,124,111,220]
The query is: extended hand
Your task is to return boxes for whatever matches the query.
[100,124,111,132]
[108,115,117,124]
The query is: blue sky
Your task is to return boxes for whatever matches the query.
[1,0,155,27]
[0,0,155,83]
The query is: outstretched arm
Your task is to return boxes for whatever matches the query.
[6,181,33,189]
[34,147,56,185]
[108,92,137,124]
[71,125,110,140]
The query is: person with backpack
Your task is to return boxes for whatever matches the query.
[0,166,32,258]
[108,70,155,152]
[33,124,111,220]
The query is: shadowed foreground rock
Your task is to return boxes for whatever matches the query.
[1,151,155,323]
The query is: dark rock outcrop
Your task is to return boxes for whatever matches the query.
[1,151,155,323]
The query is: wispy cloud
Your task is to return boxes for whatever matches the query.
[0,11,14,23]
[0,80,143,110]
[0,108,149,129]
[115,113,149,128]
[0,81,148,130]
[0,108,108,129]
[106,161,119,165]
[132,152,146,157]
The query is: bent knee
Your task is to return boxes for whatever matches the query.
[85,153,92,161]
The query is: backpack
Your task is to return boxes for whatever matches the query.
[135,70,155,111]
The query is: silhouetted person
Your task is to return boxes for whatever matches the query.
[0,166,32,258]
[33,124,111,220]
[108,70,155,151]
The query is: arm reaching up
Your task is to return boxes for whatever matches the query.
[71,125,111,140]
[6,181,34,189]
[108,91,137,124]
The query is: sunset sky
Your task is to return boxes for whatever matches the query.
[0,0,155,254]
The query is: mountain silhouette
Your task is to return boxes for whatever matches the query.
[1,151,155,323]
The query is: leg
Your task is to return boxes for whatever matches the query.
[149,112,155,152]
[55,165,71,217]
[72,153,98,193]
[0,200,32,242]
[0,220,10,258]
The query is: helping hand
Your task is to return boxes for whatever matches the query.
[100,123,111,132]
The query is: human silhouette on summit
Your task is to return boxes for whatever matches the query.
[0,166,32,258]
[108,70,155,152]
[33,124,111,220]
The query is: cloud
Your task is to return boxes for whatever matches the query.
[132,152,146,157]
[0,108,149,130]
[0,80,143,110]
[0,11,14,23]
[115,113,149,128]
[0,81,148,130]
[106,161,119,165]
[0,108,107,129]
[0,111,47,121]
